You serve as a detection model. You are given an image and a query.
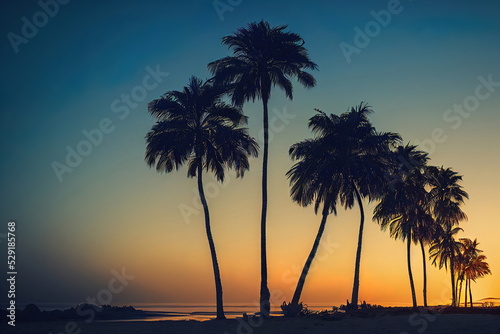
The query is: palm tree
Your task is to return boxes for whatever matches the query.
[429,225,464,306]
[331,104,401,311]
[284,136,340,316]
[455,238,474,306]
[145,77,258,319]
[286,104,400,312]
[457,238,491,307]
[464,252,491,307]
[455,239,468,306]
[208,20,317,317]
[416,206,437,307]
[374,144,430,308]
[427,166,469,306]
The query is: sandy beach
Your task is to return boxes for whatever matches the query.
[2,314,499,334]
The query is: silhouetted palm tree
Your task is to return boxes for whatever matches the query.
[456,238,491,307]
[416,204,437,307]
[456,238,474,306]
[285,137,340,316]
[286,104,400,313]
[429,225,464,306]
[464,251,491,307]
[208,20,317,317]
[145,77,258,319]
[427,166,468,306]
[374,144,430,308]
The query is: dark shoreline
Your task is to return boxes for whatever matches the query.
[2,312,500,334]
[1,303,499,323]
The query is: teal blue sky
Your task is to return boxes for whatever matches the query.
[1,0,499,306]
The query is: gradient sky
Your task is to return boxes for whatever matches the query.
[1,0,499,308]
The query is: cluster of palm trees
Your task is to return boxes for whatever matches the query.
[454,238,492,307]
[285,106,491,313]
[144,21,491,319]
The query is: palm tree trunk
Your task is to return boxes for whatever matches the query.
[457,278,463,307]
[350,185,364,310]
[259,97,271,317]
[458,279,469,307]
[468,279,473,308]
[291,209,329,306]
[419,239,428,307]
[197,164,225,319]
[450,259,456,306]
[406,237,418,308]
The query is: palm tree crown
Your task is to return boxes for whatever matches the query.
[208,20,318,106]
[146,76,258,180]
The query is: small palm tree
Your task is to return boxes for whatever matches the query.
[208,20,317,317]
[429,225,464,306]
[464,252,491,307]
[456,238,491,307]
[374,144,430,308]
[455,238,475,306]
[145,77,258,319]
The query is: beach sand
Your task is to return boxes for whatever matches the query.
[2,314,499,334]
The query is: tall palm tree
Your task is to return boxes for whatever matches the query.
[429,225,464,306]
[286,104,400,312]
[427,166,468,306]
[416,207,437,307]
[330,104,401,310]
[374,144,430,308]
[208,20,317,317]
[284,136,340,316]
[145,77,258,319]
